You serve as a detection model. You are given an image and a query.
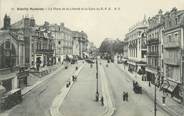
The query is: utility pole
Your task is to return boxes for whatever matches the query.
[154,82,157,116]
[96,57,99,101]
[154,67,160,116]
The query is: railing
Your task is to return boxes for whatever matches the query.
[36,49,54,53]
[164,41,180,48]
[164,58,180,65]
[147,52,159,56]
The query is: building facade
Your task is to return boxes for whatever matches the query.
[73,31,88,59]
[49,23,73,63]
[0,15,31,95]
[162,8,184,101]
[31,22,55,70]
[126,17,148,74]
[146,10,165,85]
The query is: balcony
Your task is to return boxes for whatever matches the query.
[164,58,180,66]
[146,64,158,72]
[36,49,54,54]
[147,52,159,56]
[147,38,159,45]
[164,41,180,48]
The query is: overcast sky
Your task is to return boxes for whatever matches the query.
[0,0,184,47]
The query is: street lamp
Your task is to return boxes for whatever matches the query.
[95,57,99,101]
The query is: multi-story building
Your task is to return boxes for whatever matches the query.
[146,10,165,85]
[73,31,88,59]
[0,14,31,94]
[31,22,55,70]
[126,17,148,74]
[162,8,184,101]
[49,23,73,63]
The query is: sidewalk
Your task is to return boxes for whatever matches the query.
[116,63,184,116]
[22,64,65,95]
[50,65,84,116]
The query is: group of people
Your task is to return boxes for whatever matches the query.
[72,75,77,82]
[123,92,128,101]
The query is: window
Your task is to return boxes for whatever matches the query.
[168,35,172,42]
[175,18,178,25]
[58,41,61,45]
[162,45,163,53]
[174,32,178,40]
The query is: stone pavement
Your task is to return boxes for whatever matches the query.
[50,65,84,116]
[116,63,184,116]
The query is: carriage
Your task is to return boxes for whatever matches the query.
[133,81,142,94]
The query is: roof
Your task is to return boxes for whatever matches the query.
[11,19,25,29]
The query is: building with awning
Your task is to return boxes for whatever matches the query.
[161,79,181,100]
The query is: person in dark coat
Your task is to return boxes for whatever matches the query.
[101,96,104,106]
[123,92,126,101]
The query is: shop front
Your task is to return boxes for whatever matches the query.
[146,67,157,84]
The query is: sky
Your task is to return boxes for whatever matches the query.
[0,0,184,47]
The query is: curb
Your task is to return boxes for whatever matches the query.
[50,65,84,116]
[99,65,115,116]
[22,65,65,96]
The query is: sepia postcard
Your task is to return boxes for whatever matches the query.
[0,0,184,116]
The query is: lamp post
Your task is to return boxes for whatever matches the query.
[96,57,99,101]
[154,80,157,116]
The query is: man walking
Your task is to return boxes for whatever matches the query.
[123,92,125,101]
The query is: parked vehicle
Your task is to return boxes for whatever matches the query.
[133,81,142,94]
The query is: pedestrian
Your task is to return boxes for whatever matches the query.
[72,75,75,81]
[123,92,125,101]
[101,96,104,106]
[149,81,151,87]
